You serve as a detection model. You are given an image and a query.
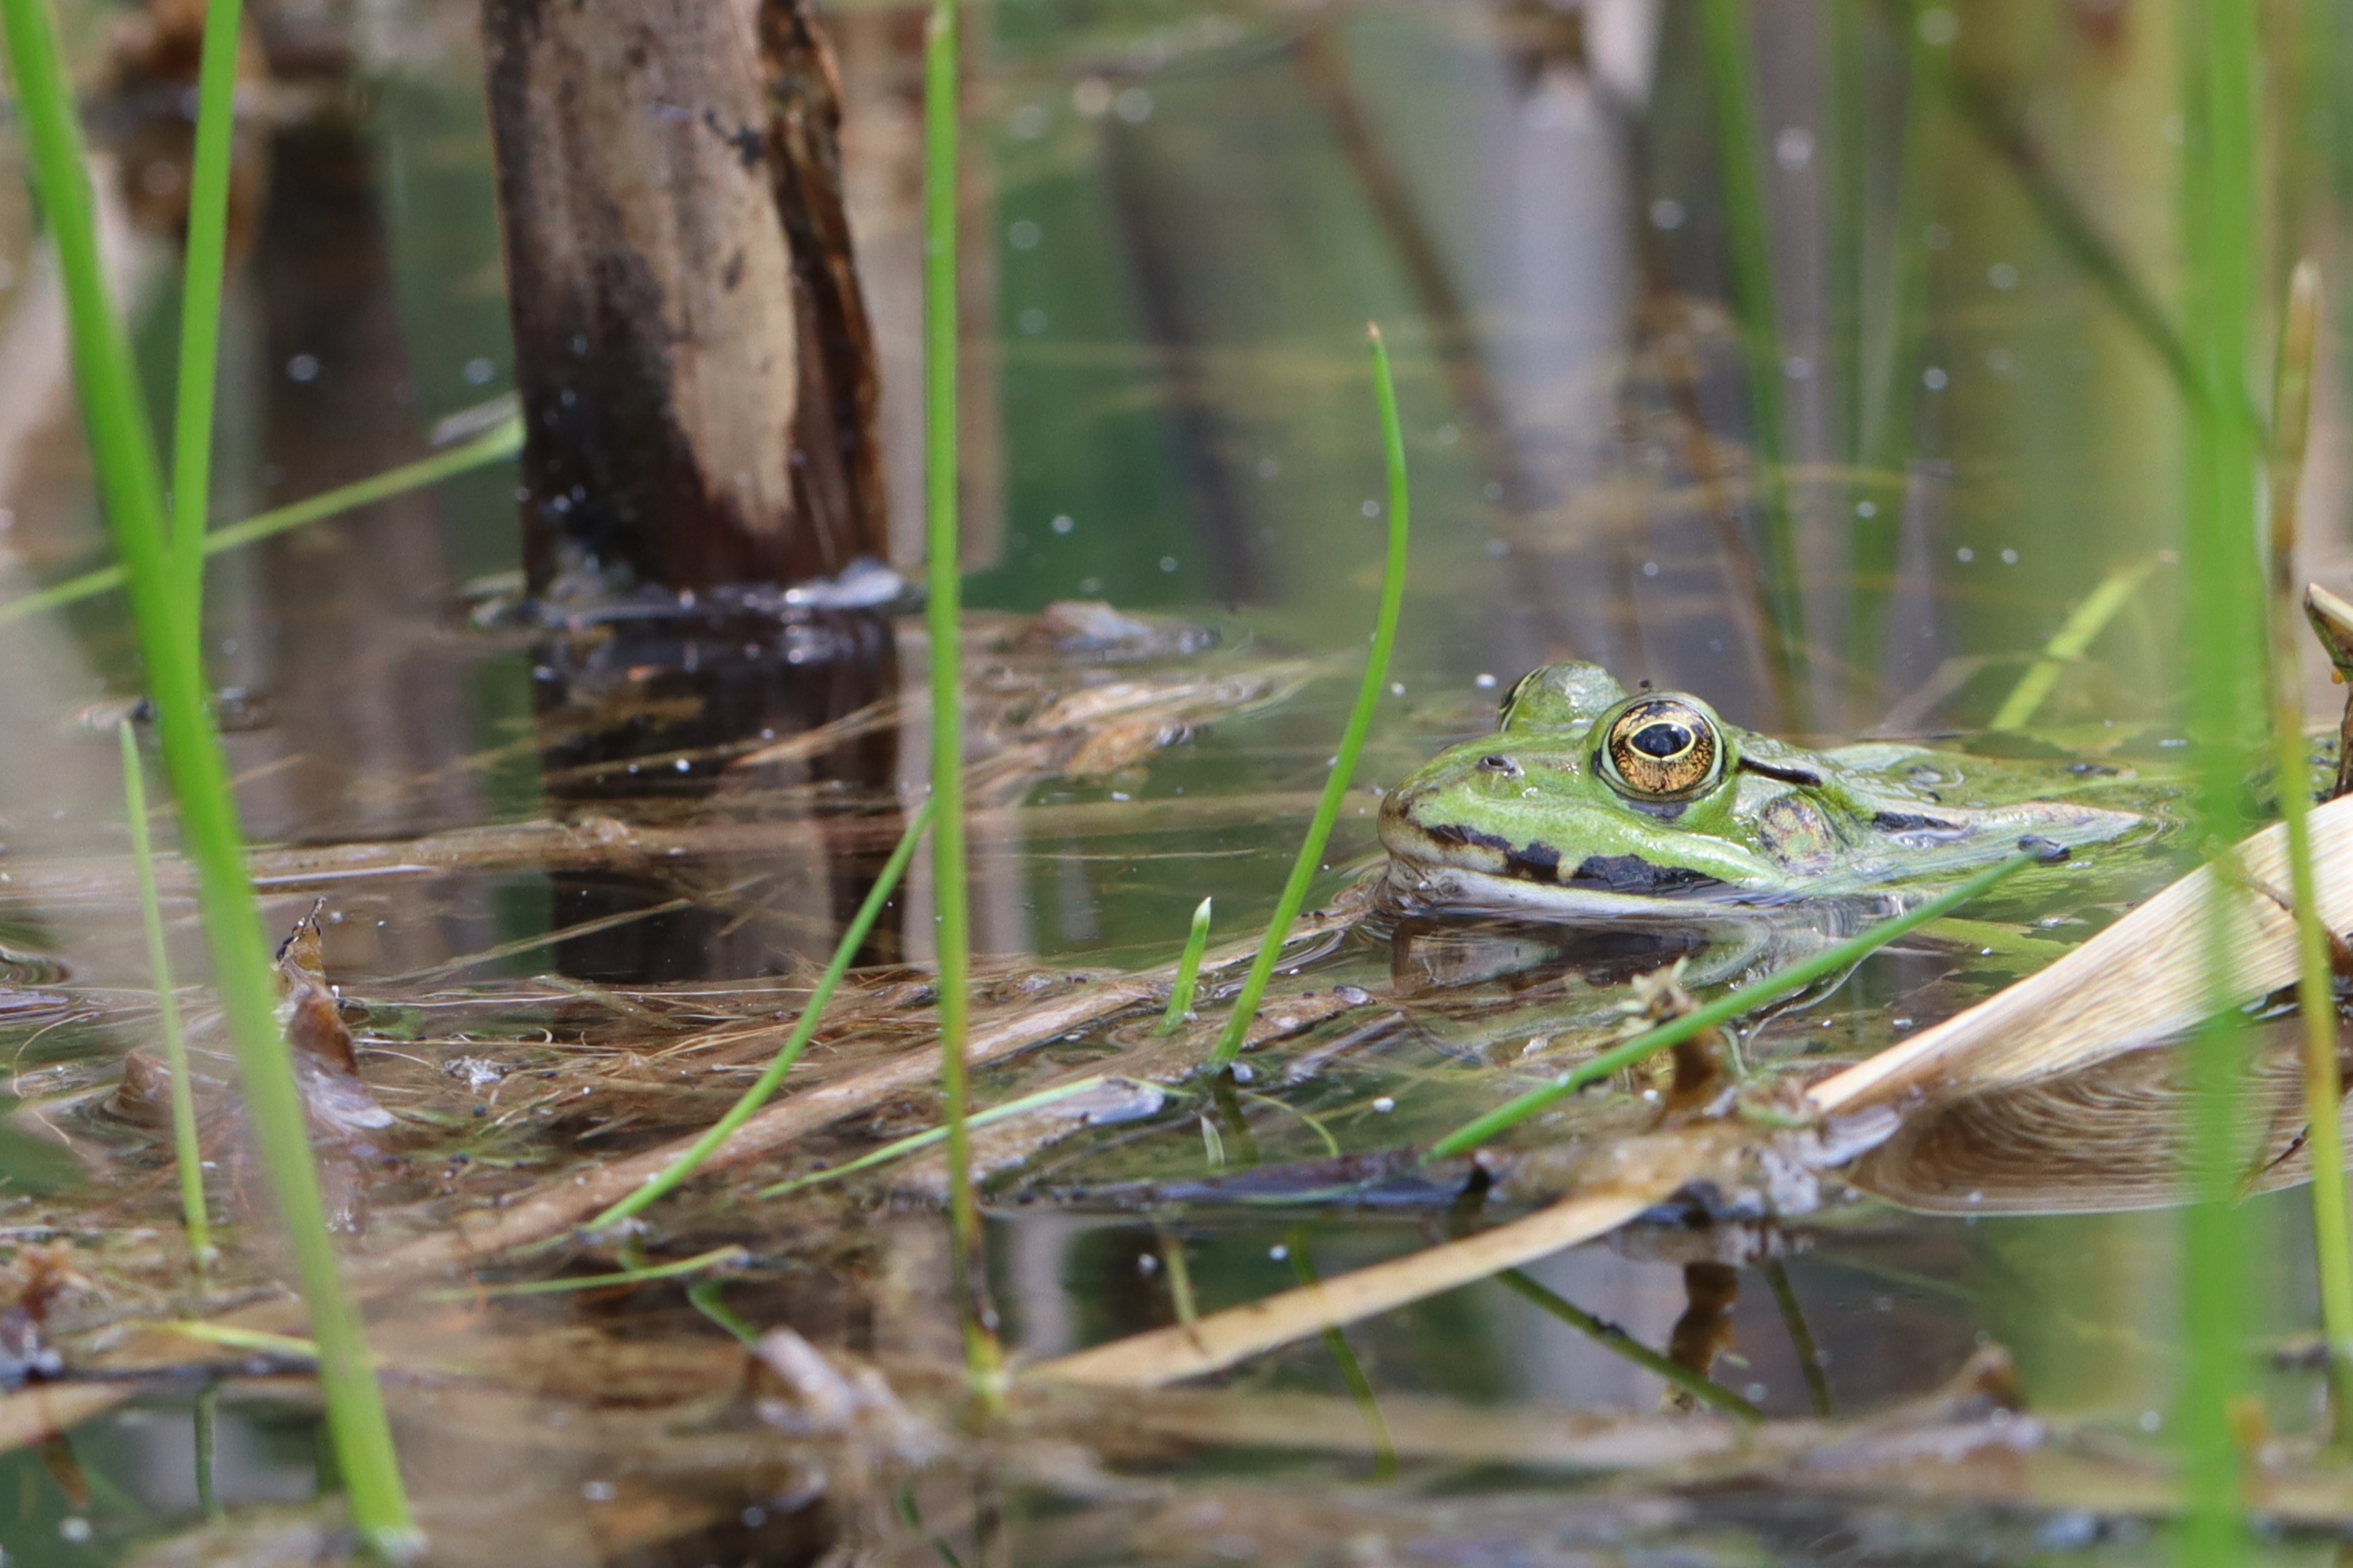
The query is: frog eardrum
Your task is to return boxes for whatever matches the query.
[1598,697,1723,801]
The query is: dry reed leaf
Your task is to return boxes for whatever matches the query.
[1811,792,2353,1116]
[1027,1185,1668,1388]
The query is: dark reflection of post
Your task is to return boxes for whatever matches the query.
[530,606,899,982]
[480,0,902,983]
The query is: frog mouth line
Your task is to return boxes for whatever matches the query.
[1412,822,1727,897]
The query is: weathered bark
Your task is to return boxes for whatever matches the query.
[481,0,887,596]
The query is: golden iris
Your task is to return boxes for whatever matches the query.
[1601,699,1721,800]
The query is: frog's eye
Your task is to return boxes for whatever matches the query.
[1599,698,1723,801]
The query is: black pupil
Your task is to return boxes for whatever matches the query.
[1632,722,1692,759]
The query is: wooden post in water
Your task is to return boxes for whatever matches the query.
[479,0,888,595]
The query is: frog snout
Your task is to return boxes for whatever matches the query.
[1376,783,1428,852]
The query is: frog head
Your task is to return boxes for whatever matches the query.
[1380,664,1790,910]
[1380,660,2141,913]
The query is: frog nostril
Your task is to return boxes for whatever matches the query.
[1479,754,1522,778]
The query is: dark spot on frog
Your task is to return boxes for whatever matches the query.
[1870,810,1971,838]
[1568,854,1721,895]
[722,248,746,290]
[2067,762,2118,777]
[1424,822,1516,854]
[1738,756,1825,788]
[1506,842,1563,882]
[1479,754,1523,777]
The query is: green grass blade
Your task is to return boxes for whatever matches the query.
[168,0,243,651]
[1155,897,1212,1035]
[1425,847,2048,1160]
[2176,0,2263,1553]
[922,0,1000,1404]
[2262,261,2353,1447]
[1699,0,1808,725]
[0,416,523,628]
[120,721,209,1272]
[426,1245,747,1301]
[0,0,414,1549]
[1825,0,1865,485]
[1288,1229,1396,1480]
[686,1280,760,1347]
[1847,0,1949,698]
[1493,1267,1764,1422]
[1986,557,2159,730]
[589,800,933,1231]
[1763,1258,1833,1417]
[1209,324,1409,1070]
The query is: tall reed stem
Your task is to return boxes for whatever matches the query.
[1207,324,1409,1070]
[0,0,413,1548]
[922,0,1000,1403]
[120,721,209,1272]
[1699,0,1808,726]
[1847,0,1948,706]
[2177,0,2262,1553]
[2262,261,2352,1442]
[168,0,242,653]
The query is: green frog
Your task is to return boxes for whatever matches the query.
[1379,662,2146,914]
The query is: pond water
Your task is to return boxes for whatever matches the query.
[0,1,2347,1563]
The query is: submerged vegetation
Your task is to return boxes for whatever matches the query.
[0,1,2348,1564]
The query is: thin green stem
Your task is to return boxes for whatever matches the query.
[0,417,523,628]
[1209,324,1409,1069]
[120,721,209,1273]
[923,0,1000,1406]
[2178,0,2262,1555]
[1763,1259,1833,1417]
[168,0,243,656]
[589,802,932,1230]
[0,2,413,1551]
[758,1072,1115,1199]
[1157,1227,1199,1326]
[2263,260,2352,1446]
[1700,0,1808,724]
[1425,847,2050,1160]
[1826,0,1865,484]
[1289,1227,1395,1479]
[1155,897,1212,1035]
[1847,0,1948,701]
[194,1384,221,1522]
[1987,557,2160,730]
[426,1245,747,1301]
[687,1280,760,1348]
[1494,1268,1764,1422]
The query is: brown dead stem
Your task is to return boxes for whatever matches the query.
[1029,1182,1674,1388]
